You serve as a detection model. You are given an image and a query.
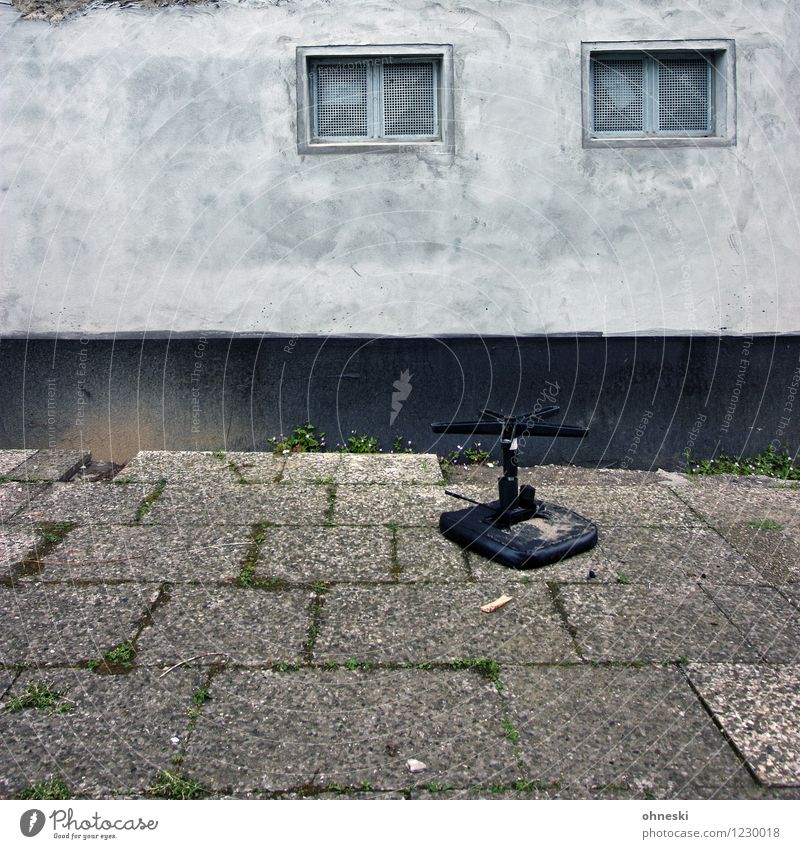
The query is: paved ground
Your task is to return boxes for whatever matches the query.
[0,448,798,800]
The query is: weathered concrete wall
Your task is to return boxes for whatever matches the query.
[1,0,799,337]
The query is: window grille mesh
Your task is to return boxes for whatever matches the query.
[315,62,369,137]
[592,58,645,132]
[382,61,436,136]
[657,55,710,132]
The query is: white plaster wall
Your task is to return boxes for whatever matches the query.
[1,0,799,337]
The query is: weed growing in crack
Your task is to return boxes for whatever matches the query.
[134,480,166,524]
[5,681,74,715]
[16,775,70,800]
[147,770,204,800]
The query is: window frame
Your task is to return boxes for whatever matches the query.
[581,40,736,148]
[296,44,454,155]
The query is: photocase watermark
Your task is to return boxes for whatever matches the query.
[46,378,57,449]
[390,369,413,426]
[621,409,654,469]
[681,412,708,466]
[20,809,45,837]
[190,335,207,435]
[771,358,800,450]
[75,338,90,432]
[517,380,560,450]
[19,807,159,839]
[720,336,754,435]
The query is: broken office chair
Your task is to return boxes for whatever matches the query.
[431,406,597,568]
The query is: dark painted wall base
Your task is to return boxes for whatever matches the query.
[1,336,798,469]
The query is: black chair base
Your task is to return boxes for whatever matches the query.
[439,499,598,569]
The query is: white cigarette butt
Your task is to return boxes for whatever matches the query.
[480,594,513,613]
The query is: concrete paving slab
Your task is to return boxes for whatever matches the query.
[395,528,469,581]
[135,585,310,666]
[315,583,576,663]
[443,464,658,489]
[280,453,342,483]
[597,527,763,585]
[147,484,328,526]
[0,528,38,570]
[333,485,454,527]
[5,450,90,482]
[0,451,37,476]
[116,450,240,484]
[702,586,800,663]
[0,483,48,521]
[557,584,756,662]
[12,482,154,525]
[225,452,285,483]
[527,466,662,487]
[537,485,704,527]
[780,584,800,611]
[30,525,250,582]
[0,668,17,700]
[689,663,800,786]
[0,582,157,665]
[711,523,800,585]
[255,526,393,583]
[0,667,204,798]
[184,668,517,791]
[504,666,751,797]
[675,483,800,530]
[336,454,444,485]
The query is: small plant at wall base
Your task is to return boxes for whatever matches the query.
[341,432,380,454]
[686,445,800,480]
[440,443,492,467]
[392,436,414,453]
[268,422,325,454]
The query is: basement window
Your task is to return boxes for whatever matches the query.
[296,45,454,154]
[582,41,736,147]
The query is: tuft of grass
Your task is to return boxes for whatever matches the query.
[344,658,372,670]
[187,686,211,726]
[747,518,783,531]
[392,436,414,454]
[686,445,800,480]
[134,479,167,524]
[501,717,520,744]
[5,681,74,715]
[423,781,454,793]
[616,573,631,585]
[192,686,210,706]
[147,770,204,800]
[16,775,70,800]
[269,422,325,454]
